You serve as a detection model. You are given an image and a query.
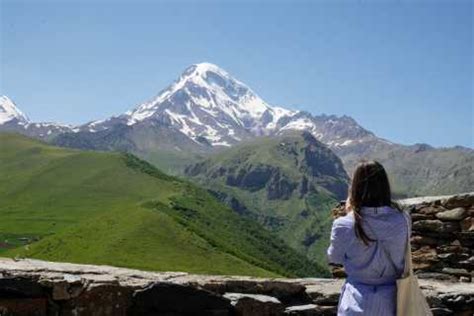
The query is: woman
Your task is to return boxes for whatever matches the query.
[327,160,410,315]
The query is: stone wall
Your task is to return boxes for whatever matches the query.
[331,192,474,283]
[403,193,473,283]
[0,258,473,316]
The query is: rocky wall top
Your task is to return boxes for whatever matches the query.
[0,258,473,316]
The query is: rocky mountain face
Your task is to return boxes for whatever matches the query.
[0,96,72,140]
[185,131,349,264]
[1,256,473,316]
[1,62,472,194]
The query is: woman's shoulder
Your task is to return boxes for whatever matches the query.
[377,207,411,234]
[333,212,355,229]
[386,206,409,220]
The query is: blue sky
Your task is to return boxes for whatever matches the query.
[1,0,472,147]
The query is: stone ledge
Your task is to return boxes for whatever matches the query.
[1,258,473,315]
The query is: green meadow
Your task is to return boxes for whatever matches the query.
[0,133,327,277]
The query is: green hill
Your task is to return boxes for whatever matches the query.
[0,133,327,277]
[185,132,349,265]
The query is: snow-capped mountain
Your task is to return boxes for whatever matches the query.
[76,62,379,150]
[0,95,29,125]
[0,96,72,139]
[80,63,296,146]
[1,63,382,150]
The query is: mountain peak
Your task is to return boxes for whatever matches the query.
[124,62,279,143]
[178,62,247,93]
[0,95,30,125]
[185,62,229,77]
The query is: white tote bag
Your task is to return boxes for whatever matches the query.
[396,212,432,316]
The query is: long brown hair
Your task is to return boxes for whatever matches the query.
[348,160,400,245]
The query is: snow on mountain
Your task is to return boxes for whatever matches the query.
[127,63,271,123]
[0,96,73,139]
[2,63,376,150]
[91,62,297,146]
[279,115,319,135]
[0,95,29,125]
[64,62,377,150]
[24,122,73,139]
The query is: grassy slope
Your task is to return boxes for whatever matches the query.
[186,134,346,266]
[214,185,336,265]
[0,133,327,277]
[137,149,201,176]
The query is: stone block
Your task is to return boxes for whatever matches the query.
[436,208,468,221]
[224,292,284,316]
[130,282,233,316]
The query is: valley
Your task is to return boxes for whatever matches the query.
[185,131,348,264]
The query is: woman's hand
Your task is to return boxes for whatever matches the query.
[345,196,352,213]
[332,195,353,219]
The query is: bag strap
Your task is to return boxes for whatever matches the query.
[401,210,413,277]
